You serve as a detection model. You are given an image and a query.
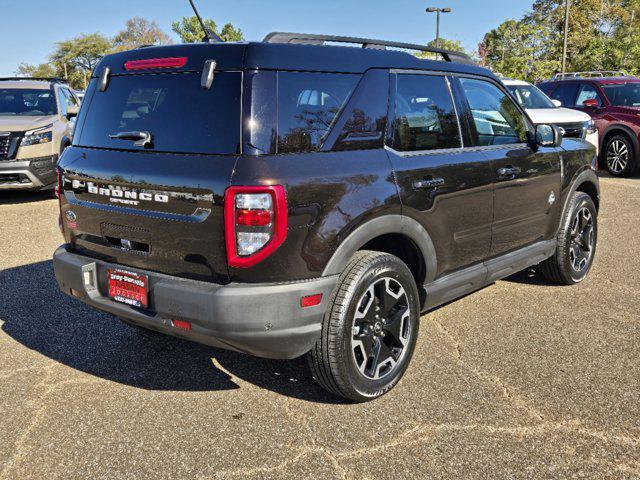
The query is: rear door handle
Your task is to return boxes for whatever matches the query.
[413,177,445,190]
[497,166,521,178]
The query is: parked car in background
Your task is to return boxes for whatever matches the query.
[502,78,598,152]
[0,77,79,192]
[539,71,640,176]
[53,34,599,402]
[73,90,85,104]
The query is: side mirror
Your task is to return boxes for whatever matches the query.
[551,99,562,107]
[583,98,599,109]
[66,105,79,120]
[535,124,562,148]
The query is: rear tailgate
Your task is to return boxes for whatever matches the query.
[60,147,236,283]
[58,48,242,283]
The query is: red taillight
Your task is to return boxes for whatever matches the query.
[224,186,288,268]
[301,294,323,308]
[124,57,187,71]
[235,209,272,226]
[172,319,192,331]
[55,168,62,199]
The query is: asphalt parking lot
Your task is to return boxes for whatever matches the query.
[0,176,638,480]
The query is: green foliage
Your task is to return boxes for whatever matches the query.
[171,16,243,43]
[417,37,473,61]
[49,33,112,89]
[479,0,634,82]
[15,63,57,79]
[113,16,172,52]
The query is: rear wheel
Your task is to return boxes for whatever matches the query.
[309,251,420,402]
[540,192,597,285]
[604,134,637,176]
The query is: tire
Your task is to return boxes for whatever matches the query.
[603,134,637,177]
[540,192,597,285]
[308,251,420,402]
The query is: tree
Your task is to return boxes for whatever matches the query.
[113,17,172,52]
[479,0,629,82]
[15,62,57,78]
[171,16,243,43]
[417,37,473,61]
[50,33,112,89]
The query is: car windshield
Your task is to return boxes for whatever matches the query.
[601,82,640,107]
[507,84,556,109]
[0,88,56,116]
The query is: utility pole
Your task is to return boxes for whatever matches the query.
[426,7,452,49]
[561,0,570,74]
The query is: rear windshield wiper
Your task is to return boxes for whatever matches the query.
[109,131,152,148]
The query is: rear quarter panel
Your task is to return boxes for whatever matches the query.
[230,150,400,283]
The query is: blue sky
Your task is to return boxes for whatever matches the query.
[1,0,533,76]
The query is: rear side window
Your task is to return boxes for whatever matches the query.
[549,82,579,107]
[77,72,241,155]
[392,74,461,152]
[459,78,528,146]
[576,84,602,107]
[277,72,359,153]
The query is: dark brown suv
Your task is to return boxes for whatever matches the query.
[540,71,640,176]
[53,34,599,401]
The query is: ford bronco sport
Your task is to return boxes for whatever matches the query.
[0,77,78,192]
[53,34,600,401]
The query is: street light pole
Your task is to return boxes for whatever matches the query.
[426,7,452,50]
[561,0,570,74]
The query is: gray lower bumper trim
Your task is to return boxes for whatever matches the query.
[53,246,338,359]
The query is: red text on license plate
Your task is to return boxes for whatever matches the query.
[108,269,148,308]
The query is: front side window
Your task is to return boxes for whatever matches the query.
[77,72,241,154]
[460,77,528,146]
[549,82,579,107]
[0,89,56,116]
[507,84,556,109]
[277,72,359,153]
[601,82,640,107]
[393,74,461,152]
[575,84,602,107]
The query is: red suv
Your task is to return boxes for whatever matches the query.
[539,72,640,176]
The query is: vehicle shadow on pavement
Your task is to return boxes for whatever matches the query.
[0,260,344,404]
[503,267,556,286]
[0,190,54,205]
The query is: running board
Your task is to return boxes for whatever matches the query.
[423,240,556,311]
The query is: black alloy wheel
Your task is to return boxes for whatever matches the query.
[309,251,419,402]
[351,277,412,380]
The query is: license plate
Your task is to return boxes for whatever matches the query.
[108,269,148,308]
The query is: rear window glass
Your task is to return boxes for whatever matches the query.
[77,72,241,154]
[277,72,359,153]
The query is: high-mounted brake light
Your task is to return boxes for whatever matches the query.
[224,186,287,268]
[124,57,188,71]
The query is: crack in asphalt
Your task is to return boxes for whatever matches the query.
[432,317,546,422]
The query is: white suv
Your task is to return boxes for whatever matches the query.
[0,77,79,193]
[502,78,599,152]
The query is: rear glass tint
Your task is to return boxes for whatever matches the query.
[277,72,360,153]
[77,72,241,154]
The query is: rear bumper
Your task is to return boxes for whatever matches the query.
[53,245,337,359]
[0,157,56,190]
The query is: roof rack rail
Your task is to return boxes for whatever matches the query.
[0,77,67,84]
[263,32,476,65]
[553,71,627,79]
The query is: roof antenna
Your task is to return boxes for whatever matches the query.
[188,0,222,43]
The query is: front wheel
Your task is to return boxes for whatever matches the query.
[604,134,637,177]
[540,192,597,285]
[308,251,420,402]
